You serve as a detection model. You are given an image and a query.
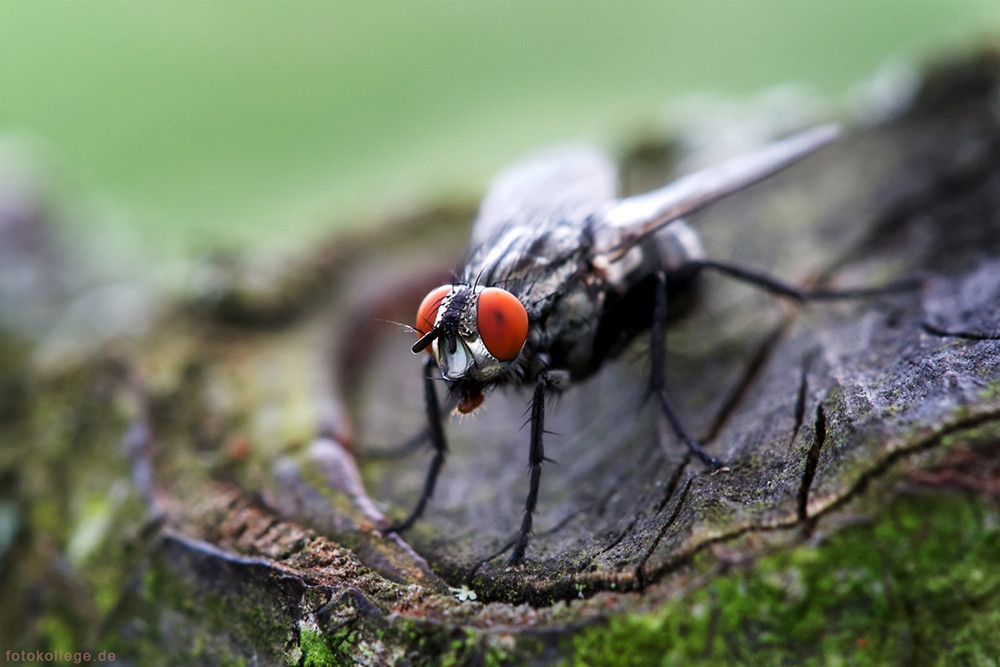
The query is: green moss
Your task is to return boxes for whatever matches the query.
[299,626,340,667]
[978,381,1000,401]
[107,547,296,666]
[39,614,76,655]
[567,492,1000,666]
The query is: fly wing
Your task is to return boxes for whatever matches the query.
[596,125,841,260]
[469,146,619,249]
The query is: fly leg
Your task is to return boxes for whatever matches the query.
[387,355,448,533]
[652,271,725,471]
[506,369,553,569]
[691,259,920,301]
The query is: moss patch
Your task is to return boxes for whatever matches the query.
[567,491,1000,666]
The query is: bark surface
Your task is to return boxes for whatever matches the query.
[2,50,998,666]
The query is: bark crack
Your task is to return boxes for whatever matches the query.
[798,404,827,526]
[788,354,813,449]
[807,410,1000,520]
[591,455,691,563]
[703,322,790,442]
[637,477,694,586]
[921,322,1000,341]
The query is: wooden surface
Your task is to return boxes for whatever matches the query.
[355,51,999,602]
[3,50,998,665]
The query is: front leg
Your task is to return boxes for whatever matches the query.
[388,355,448,533]
[506,369,554,569]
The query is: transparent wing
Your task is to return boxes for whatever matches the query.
[597,125,841,259]
[470,146,619,248]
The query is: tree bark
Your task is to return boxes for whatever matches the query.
[3,49,997,665]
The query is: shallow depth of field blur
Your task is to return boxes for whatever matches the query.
[0,4,998,658]
[0,1,996,295]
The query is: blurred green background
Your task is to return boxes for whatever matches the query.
[1,1,995,286]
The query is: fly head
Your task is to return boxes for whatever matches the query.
[413,283,529,413]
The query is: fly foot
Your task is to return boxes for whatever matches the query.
[504,557,525,572]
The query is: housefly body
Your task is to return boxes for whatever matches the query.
[389,125,890,568]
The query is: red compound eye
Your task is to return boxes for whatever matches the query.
[415,285,452,344]
[477,288,528,361]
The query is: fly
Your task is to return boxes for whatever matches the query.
[388,125,900,568]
